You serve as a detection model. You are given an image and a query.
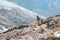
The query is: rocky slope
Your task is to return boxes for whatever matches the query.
[0,15,60,40]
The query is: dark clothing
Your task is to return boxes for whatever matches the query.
[37,16,40,26]
[37,16,40,21]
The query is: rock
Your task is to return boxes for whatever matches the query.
[54,31,60,38]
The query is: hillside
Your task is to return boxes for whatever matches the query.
[0,6,46,33]
[0,15,60,40]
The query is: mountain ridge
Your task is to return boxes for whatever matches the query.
[0,1,46,33]
[0,15,60,40]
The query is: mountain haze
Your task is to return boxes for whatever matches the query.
[0,0,46,33]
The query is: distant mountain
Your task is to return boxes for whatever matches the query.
[0,0,46,33]
[8,0,60,17]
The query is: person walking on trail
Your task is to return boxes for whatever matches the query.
[37,16,41,26]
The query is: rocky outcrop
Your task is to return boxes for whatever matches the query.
[0,15,60,40]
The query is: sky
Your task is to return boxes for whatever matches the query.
[7,0,49,11]
[0,0,60,17]
[6,0,57,11]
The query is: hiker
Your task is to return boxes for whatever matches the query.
[37,16,41,26]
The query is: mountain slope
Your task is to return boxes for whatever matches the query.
[0,15,60,40]
[0,1,47,33]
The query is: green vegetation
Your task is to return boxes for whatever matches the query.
[3,24,28,33]
[6,38,10,40]
[40,18,52,25]
[55,15,60,17]
[17,24,28,29]
[46,37,60,40]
